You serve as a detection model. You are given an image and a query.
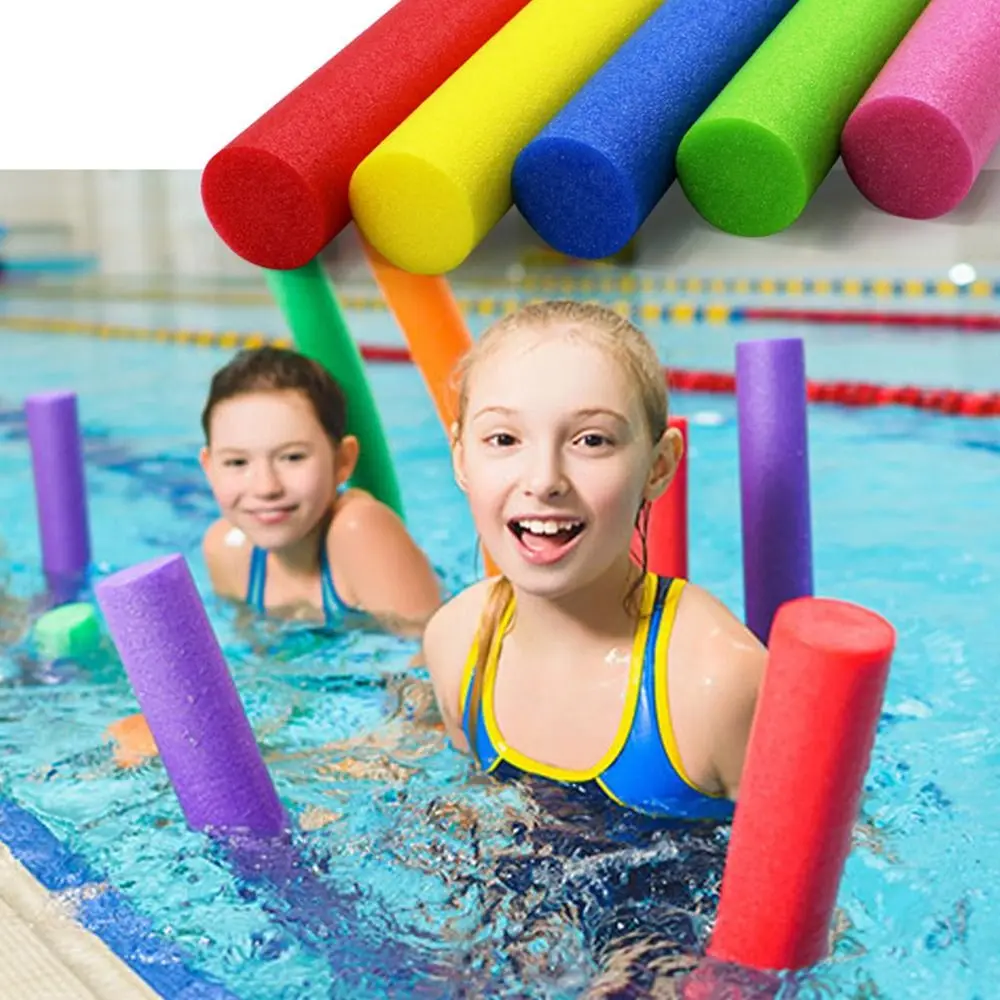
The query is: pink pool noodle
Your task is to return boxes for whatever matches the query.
[645,415,689,580]
[706,597,895,972]
[841,0,1000,219]
[95,554,286,837]
[24,391,91,581]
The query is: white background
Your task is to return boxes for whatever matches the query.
[1,1,997,280]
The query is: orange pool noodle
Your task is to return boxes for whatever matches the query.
[361,239,499,578]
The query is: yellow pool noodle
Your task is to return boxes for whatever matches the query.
[348,0,662,275]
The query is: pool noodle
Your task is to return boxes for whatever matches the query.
[264,259,404,520]
[349,0,663,275]
[511,0,800,260]
[736,338,813,645]
[707,596,895,970]
[360,239,501,578]
[635,415,689,580]
[200,0,534,270]
[94,554,287,837]
[675,0,931,237]
[361,239,472,431]
[841,0,1000,219]
[24,390,91,584]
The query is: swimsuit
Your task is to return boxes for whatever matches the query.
[459,572,735,823]
[245,539,357,625]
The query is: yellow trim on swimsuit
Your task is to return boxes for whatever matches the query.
[479,573,658,783]
[653,578,728,800]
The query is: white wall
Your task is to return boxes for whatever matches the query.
[1,165,997,282]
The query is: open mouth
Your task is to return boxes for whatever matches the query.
[508,517,586,564]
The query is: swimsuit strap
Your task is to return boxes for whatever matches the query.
[246,546,268,612]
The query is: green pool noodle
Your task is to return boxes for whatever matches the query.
[264,260,405,520]
[675,0,931,236]
[33,602,101,660]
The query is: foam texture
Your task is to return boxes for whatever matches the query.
[708,597,895,971]
[349,0,662,275]
[841,0,1000,219]
[512,0,798,260]
[33,603,101,660]
[736,338,813,644]
[676,0,931,236]
[201,0,532,270]
[24,390,91,580]
[95,554,286,836]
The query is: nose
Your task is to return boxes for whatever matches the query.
[522,444,568,500]
[250,459,283,498]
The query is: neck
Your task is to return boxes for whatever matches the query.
[266,513,329,578]
[510,553,646,645]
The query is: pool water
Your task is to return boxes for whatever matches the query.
[0,302,998,999]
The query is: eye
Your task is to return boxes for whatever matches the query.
[576,433,613,449]
[222,457,247,468]
[485,432,518,448]
[281,451,308,463]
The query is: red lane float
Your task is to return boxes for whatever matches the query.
[740,306,1000,332]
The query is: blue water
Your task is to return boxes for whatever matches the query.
[0,298,999,999]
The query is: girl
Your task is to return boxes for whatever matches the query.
[199,345,443,637]
[422,300,767,821]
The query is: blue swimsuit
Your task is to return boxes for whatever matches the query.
[460,572,735,822]
[245,542,357,624]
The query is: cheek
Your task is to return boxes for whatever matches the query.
[293,461,334,499]
[584,464,645,523]
[210,473,243,509]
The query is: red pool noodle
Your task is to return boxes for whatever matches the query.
[707,597,895,972]
[841,0,1000,220]
[642,415,688,579]
[201,0,533,270]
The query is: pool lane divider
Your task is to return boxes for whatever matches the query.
[6,273,1000,300]
[2,314,999,417]
[6,295,1000,331]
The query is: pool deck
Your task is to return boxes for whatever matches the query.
[0,842,158,999]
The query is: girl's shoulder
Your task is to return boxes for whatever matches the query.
[202,519,253,599]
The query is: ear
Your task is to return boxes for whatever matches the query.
[450,424,468,493]
[198,445,212,478]
[644,426,683,503]
[334,435,360,486]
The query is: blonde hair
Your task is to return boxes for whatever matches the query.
[451,300,670,763]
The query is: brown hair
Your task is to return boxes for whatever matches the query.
[201,345,348,446]
[452,300,670,763]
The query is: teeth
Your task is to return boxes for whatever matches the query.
[518,519,580,536]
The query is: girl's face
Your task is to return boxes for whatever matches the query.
[454,330,673,600]
[200,389,351,551]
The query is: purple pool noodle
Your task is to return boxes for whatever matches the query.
[94,554,286,836]
[736,338,813,645]
[25,391,91,580]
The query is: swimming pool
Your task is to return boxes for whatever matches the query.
[0,292,998,998]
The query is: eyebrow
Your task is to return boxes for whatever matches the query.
[215,441,314,455]
[471,405,629,423]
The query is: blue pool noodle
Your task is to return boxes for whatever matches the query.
[511,0,799,259]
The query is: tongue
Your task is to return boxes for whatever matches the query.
[520,529,572,555]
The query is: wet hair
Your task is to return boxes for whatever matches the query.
[451,300,670,764]
[201,345,348,446]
